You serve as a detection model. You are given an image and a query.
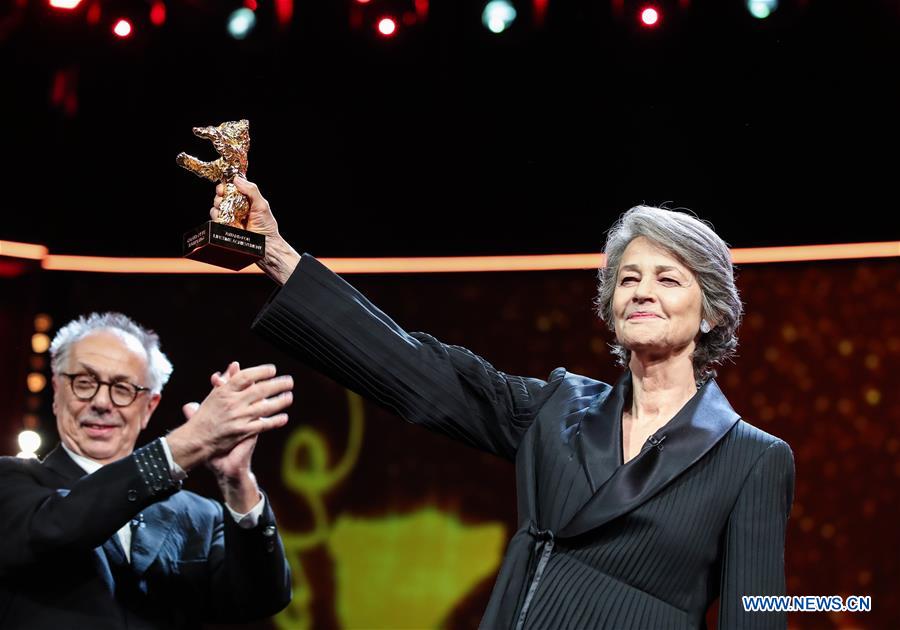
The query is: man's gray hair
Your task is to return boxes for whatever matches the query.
[49,312,173,394]
[594,205,744,383]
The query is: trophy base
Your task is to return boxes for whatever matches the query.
[183,221,265,271]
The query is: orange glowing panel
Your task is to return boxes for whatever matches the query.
[325,254,605,274]
[730,242,900,264]
[26,241,900,274]
[0,240,49,260]
[42,255,262,274]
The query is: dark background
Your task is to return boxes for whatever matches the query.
[2,260,897,629]
[1,0,898,256]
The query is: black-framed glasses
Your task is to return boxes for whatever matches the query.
[61,373,150,407]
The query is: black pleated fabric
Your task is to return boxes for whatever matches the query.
[520,425,794,630]
[252,254,795,630]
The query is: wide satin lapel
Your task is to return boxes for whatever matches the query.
[92,543,118,596]
[533,374,609,531]
[574,370,631,493]
[129,501,177,576]
[559,376,740,539]
[102,535,128,568]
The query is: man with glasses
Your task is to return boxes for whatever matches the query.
[0,312,294,629]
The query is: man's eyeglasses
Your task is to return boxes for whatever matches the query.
[61,373,150,407]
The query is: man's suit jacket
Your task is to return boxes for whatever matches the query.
[0,441,291,629]
[252,254,795,630]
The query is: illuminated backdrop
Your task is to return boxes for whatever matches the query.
[1,257,896,629]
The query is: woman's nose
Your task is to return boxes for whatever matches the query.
[632,277,656,300]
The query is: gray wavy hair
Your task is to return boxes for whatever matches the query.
[49,312,173,394]
[594,205,743,383]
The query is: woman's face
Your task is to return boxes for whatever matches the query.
[612,236,706,362]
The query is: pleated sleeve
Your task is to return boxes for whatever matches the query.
[252,254,565,460]
[718,439,795,629]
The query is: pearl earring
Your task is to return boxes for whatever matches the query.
[700,319,712,334]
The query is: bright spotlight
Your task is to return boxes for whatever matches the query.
[482,0,516,34]
[747,0,778,19]
[377,17,397,36]
[640,6,659,27]
[228,8,257,40]
[112,18,132,38]
[18,430,41,454]
[49,0,82,9]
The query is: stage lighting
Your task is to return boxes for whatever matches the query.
[34,314,52,332]
[228,8,256,39]
[86,2,101,24]
[27,373,47,393]
[49,0,82,9]
[640,6,659,27]
[18,430,41,455]
[482,0,516,34]
[150,1,166,26]
[747,0,777,19]
[377,17,397,36]
[112,18,132,38]
[274,0,292,27]
[31,333,50,354]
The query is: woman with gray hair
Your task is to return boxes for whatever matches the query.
[225,178,795,629]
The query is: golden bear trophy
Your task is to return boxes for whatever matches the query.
[176,119,265,270]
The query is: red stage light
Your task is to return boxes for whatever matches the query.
[244,0,258,9]
[640,6,659,26]
[532,0,548,27]
[377,17,397,36]
[50,67,78,117]
[112,18,132,37]
[274,0,292,27]
[356,0,371,4]
[149,2,166,26]
[86,2,101,24]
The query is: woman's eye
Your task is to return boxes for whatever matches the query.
[620,276,678,285]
